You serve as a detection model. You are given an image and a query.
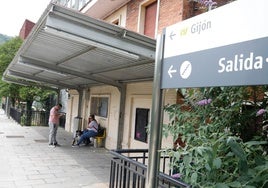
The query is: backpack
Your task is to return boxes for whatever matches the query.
[97,124,105,136]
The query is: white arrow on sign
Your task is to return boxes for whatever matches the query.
[168,65,177,78]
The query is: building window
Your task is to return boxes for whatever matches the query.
[138,0,157,38]
[144,1,157,38]
[134,108,149,143]
[90,97,109,118]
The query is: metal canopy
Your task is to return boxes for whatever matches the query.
[3,3,156,90]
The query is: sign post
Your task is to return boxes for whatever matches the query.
[145,34,165,188]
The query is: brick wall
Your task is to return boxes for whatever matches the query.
[125,0,232,36]
[19,19,35,40]
[158,0,186,34]
[126,0,185,35]
[125,0,141,32]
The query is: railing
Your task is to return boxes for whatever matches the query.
[9,107,49,126]
[10,107,22,124]
[7,107,66,127]
[110,149,191,188]
[2,103,6,110]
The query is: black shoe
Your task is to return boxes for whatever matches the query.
[84,140,90,146]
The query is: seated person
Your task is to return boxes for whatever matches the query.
[72,114,98,147]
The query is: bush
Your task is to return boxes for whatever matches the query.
[163,86,268,187]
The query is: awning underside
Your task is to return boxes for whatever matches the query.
[3,3,156,90]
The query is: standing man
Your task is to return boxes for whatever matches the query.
[48,103,63,147]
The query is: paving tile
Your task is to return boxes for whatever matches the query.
[0,110,112,188]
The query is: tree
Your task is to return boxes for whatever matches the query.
[0,37,22,74]
[0,37,23,106]
[19,86,57,126]
[0,37,57,123]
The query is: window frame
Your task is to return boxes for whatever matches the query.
[90,96,109,118]
[138,0,158,38]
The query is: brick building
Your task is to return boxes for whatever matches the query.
[19,19,35,39]
[63,0,233,150]
[6,0,234,150]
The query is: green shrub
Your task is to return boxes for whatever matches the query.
[163,86,268,187]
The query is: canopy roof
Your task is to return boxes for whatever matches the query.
[3,3,156,90]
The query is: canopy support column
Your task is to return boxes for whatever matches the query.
[117,84,126,149]
[77,89,83,117]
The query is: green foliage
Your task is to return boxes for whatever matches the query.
[0,36,57,109]
[0,81,23,106]
[19,86,43,101]
[0,37,22,75]
[163,87,268,187]
[0,37,23,104]
[20,115,26,126]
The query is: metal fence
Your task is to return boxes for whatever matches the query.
[9,107,50,126]
[9,107,23,124]
[8,107,64,127]
[110,149,190,188]
[2,103,6,111]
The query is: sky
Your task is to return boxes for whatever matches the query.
[0,0,52,37]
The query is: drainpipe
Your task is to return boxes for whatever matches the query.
[116,84,126,149]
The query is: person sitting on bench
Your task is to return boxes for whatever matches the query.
[72,114,98,147]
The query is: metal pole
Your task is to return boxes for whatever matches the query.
[117,84,126,149]
[6,96,10,119]
[77,89,83,117]
[145,34,165,188]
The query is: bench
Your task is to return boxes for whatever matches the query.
[93,127,106,148]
